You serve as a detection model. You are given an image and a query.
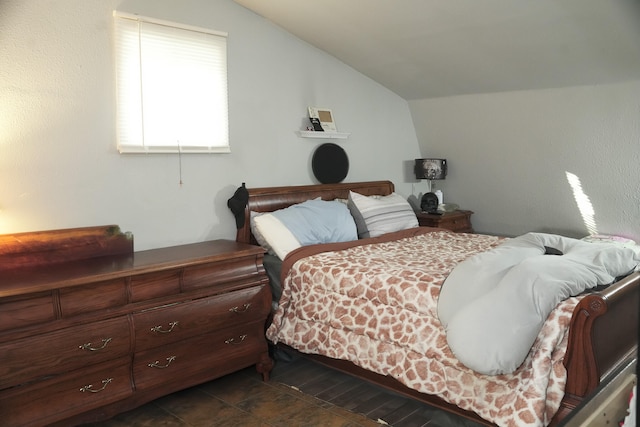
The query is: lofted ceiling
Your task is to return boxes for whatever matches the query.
[233,0,640,100]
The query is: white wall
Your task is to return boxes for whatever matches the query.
[0,0,420,250]
[410,81,640,242]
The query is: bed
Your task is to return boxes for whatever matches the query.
[233,180,640,427]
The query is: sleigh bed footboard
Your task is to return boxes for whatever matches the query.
[558,271,639,419]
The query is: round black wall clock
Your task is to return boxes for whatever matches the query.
[311,143,349,184]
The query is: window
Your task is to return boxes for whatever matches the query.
[114,11,229,153]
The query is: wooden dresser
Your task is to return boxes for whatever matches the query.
[416,210,474,233]
[0,225,272,427]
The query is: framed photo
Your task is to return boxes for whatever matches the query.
[308,107,337,132]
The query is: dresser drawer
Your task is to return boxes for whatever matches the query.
[130,269,181,302]
[0,357,132,427]
[0,316,131,389]
[59,278,128,317]
[133,285,270,352]
[0,291,56,332]
[182,258,263,291]
[133,321,267,391]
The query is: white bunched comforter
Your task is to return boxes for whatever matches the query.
[438,232,640,375]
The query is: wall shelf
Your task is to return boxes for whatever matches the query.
[297,130,350,139]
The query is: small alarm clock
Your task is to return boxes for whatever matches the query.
[420,192,440,213]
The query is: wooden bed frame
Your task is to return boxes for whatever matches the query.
[235,180,639,426]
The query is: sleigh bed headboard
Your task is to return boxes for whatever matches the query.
[235,180,395,245]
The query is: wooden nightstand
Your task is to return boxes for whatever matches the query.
[416,210,474,233]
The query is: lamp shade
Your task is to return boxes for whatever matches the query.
[415,158,447,180]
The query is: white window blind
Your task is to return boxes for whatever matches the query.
[114,11,229,153]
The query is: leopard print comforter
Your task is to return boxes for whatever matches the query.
[266,229,580,427]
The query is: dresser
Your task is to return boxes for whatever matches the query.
[416,210,474,233]
[0,225,272,427]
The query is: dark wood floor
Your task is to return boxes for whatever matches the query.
[272,350,483,427]
[83,349,484,426]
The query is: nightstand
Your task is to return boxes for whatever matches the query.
[416,210,474,233]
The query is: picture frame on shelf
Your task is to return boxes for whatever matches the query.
[308,107,337,132]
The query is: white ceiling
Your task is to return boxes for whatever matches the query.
[233,0,640,100]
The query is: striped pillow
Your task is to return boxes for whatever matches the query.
[347,191,418,238]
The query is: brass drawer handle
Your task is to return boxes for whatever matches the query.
[229,303,251,314]
[148,356,176,369]
[79,337,112,351]
[151,321,179,334]
[80,378,113,393]
[225,334,247,345]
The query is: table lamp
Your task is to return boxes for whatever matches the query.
[414,158,447,213]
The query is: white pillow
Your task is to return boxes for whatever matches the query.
[252,199,358,260]
[250,211,276,256]
[253,213,301,260]
[347,191,418,238]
